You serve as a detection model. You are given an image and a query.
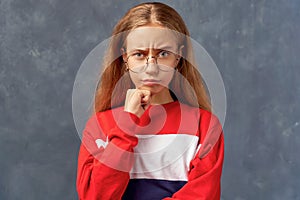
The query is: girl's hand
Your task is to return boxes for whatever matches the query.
[124,89,151,117]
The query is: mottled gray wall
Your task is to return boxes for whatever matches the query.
[1,0,299,199]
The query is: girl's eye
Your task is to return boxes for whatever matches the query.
[158,51,170,58]
[132,52,145,59]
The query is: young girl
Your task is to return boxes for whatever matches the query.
[76,2,224,200]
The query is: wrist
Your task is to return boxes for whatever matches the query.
[124,106,144,118]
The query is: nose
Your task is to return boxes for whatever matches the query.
[145,56,159,75]
[146,49,157,65]
[147,56,156,64]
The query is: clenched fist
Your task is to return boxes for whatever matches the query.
[124,89,151,117]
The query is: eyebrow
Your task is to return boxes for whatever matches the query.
[128,46,176,52]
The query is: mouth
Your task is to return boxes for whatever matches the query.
[141,79,161,85]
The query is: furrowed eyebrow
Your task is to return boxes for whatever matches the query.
[131,47,175,52]
[127,49,147,54]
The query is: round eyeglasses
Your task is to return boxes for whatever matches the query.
[124,50,179,73]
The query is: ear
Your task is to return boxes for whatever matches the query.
[178,45,184,57]
[120,47,127,61]
[176,45,184,65]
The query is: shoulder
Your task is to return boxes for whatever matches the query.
[85,106,124,133]
[176,102,219,125]
[98,106,125,126]
[199,108,221,127]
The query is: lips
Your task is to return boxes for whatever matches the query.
[141,79,161,85]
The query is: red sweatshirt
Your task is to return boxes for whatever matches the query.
[77,101,224,200]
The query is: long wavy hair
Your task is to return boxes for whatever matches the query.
[94,2,211,113]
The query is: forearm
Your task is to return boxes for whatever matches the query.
[163,133,224,200]
[77,144,131,200]
[76,111,139,200]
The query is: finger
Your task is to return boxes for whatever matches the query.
[125,89,137,108]
[126,89,136,99]
[140,90,151,104]
[138,89,151,98]
[142,95,150,103]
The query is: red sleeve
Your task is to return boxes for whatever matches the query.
[163,110,225,200]
[76,110,139,200]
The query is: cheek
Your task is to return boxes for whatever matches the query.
[129,72,142,87]
[160,72,174,87]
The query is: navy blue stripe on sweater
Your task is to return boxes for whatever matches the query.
[122,179,187,200]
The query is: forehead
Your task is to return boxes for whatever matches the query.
[125,27,180,52]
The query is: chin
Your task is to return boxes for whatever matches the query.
[139,84,167,95]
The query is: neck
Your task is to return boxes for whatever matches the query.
[150,88,174,105]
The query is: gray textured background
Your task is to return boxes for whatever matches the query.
[1,0,300,199]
